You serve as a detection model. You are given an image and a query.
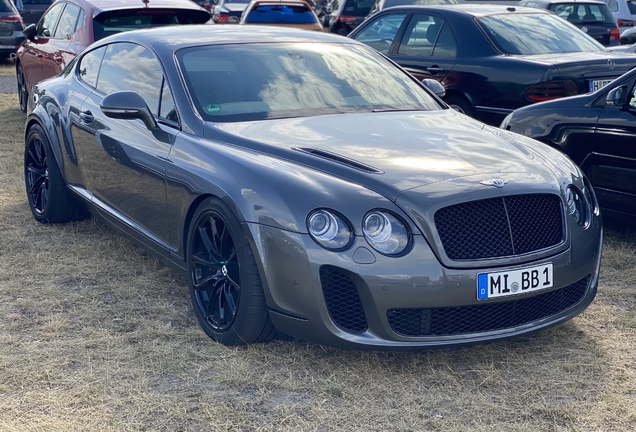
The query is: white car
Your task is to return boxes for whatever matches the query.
[604,0,636,29]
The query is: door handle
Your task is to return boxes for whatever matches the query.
[79,110,94,123]
[426,67,444,72]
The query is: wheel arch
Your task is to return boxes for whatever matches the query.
[25,113,65,174]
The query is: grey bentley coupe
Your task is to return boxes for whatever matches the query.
[24,25,602,349]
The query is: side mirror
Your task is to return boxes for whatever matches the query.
[421,78,446,98]
[100,91,157,131]
[23,24,36,40]
[605,86,624,106]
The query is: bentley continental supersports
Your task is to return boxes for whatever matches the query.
[24,26,602,349]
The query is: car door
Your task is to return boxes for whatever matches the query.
[388,13,458,84]
[20,1,65,90]
[74,42,179,244]
[40,2,82,82]
[591,79,636,215]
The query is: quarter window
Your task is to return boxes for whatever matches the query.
[353,13,407,54]
[96,43,165,117]
[53,3,81,39]
[36,3,65,38]
[77,46,106,89]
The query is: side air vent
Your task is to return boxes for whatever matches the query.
[294,147,384,174]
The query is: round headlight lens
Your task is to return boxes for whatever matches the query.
[362,210,411,256]
[307,210,353,251]
[566,186,589,228]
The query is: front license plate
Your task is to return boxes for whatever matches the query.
[477,263,553,300]
[589,79,614,92]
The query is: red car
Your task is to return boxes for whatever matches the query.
[15,0,211,112]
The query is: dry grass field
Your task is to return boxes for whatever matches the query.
[0,96,635,431]
[0,58,15,75]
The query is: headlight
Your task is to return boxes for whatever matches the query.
[566,186,590,228]
[582,176,600,217]
[307,209,353,251]
[500,113,513,130]
[362,210,411,256]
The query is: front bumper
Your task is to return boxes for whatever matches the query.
[245,217,602,350]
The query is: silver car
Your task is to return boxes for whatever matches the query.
[24,26,602,349]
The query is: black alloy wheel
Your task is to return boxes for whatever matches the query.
[25,130,49,216]
[17,63,28,113]
[187,198,275,345]
[24,124,86,223]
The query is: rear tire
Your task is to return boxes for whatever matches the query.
[187,197,276,345]
[24,124,86,224]
[444,95,474,118]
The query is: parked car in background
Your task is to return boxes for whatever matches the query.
[20,0,54,25]
[350,4,636,125]
[323,0,374,34]
[501,67,636,220]
[211,0,250,22]
[0,0,24,57]
[603,0,636,29]
[518,0,620,46]
[240,0,322,30]
[367,0,456,18]
[15,0,211,113]
[25,25,603,349]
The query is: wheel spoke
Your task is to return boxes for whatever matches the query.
[198,226,224,264]
[39,182,48,211]
[28,173,45,194]
[222,283,238,317]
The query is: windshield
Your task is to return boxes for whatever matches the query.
[245,5,318,24]
[178,43,440,122]
[476,13,605,54]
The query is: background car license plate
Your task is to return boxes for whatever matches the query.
[477,263,553,300]
[589,79,614,92]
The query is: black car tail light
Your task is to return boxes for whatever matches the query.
[336,15,356,24]
[617,19,636,27]
[526,80,577,102]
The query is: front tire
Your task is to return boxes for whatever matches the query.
[444,95,474,118]
[24,124,85,224]
[187,197,276,345]
[17,63,29,113]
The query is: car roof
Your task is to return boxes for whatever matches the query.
[523,0,606,4]
[383,4,554,16]
[53,0,206,15]
[102,24,359,53]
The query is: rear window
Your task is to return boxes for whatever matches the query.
[0,0,13,13]
[476,13,605,54]
[343,0,374,17]
[549,3,615,24]
[93,9,210,40]
[246,5,317,24]
[384,0,456,7]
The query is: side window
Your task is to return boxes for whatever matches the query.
[398,14,438,57]
[96,43,164,116]
[607,0,618,12]
[353,13,407,54]
[74,9,85,33]
[629,83,636,109]
[159,78,178,123]
[77,46,106,88]
[431,22,457,58]
[36,3,65,38]
[53,3,81,39]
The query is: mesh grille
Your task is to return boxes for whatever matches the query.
[387,276,589,337]
[434,194,563,260]
[320,267,368,333]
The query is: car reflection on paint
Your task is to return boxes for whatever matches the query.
[25,25,602,349]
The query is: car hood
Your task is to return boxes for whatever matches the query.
[206,109,561,201]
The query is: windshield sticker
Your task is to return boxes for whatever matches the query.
[205,103,222,114]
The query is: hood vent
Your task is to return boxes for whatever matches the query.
[294,147,384,174]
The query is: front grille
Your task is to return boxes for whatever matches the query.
[387,276,589,337]
[434,194,563,260]
[320,267,367,333]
